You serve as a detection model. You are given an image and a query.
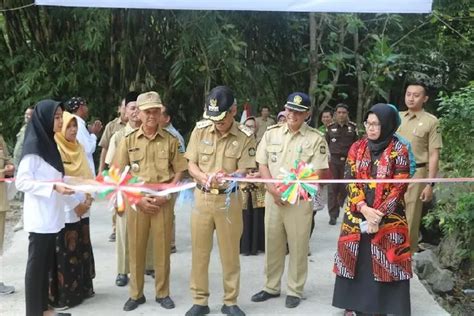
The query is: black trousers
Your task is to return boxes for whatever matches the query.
[328,159,347,219]
[25,232,56,316]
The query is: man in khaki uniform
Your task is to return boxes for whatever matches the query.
[251,92,329,308]
[99,96,129,242]
[397,82,442,253]
[185,86,256,316]
[255,106,276,143]
[107,93,154,287]
[0,134,15,294]
[114,91,187,311]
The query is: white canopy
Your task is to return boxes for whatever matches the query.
[35,0,432,13]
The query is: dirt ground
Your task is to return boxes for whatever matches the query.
[2,199,22,255]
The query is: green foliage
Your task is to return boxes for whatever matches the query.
[437,82,474,177]
[424,190,474,260]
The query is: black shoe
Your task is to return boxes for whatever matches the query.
[185,304,210,316]
[115,274,128,287]
[145,269,154,276]
[285,295,301,308]
[156,296,175,309]
[109,232,116,242]
[123,296,146,311]
[221,304,246,316]
[329,217,337,225]
[171,246,177,253]
[251,290,280,302]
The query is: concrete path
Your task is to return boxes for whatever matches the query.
[1,199,449,316]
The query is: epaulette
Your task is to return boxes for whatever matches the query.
[349,121,357,126]
[423,111,439,121]
[162,128,178,139]
[266,123,281,130]
[238,124,254,137]
[124,128,138,137]
[196,119,213,129]
[125,129,138,138]
[306,125,324,137]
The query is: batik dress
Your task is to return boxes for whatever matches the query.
[332,136,412,315]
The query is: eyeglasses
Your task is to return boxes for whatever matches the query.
[363,121,381,130]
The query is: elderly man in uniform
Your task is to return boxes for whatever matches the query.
[325,103,358,225]
[397,82,442,253]
[185,86,256,316]
[251,92,329,308]
[0,133,15,294]
[114,91,187,311]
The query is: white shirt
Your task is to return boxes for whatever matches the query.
[65,192,87,223]
[16,155,78,234]
[74,114,97,176]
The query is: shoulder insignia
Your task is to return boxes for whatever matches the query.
[349,121,357,126]
[162,128,178,139]
[306,125,324,137]
[125,129,138,138]
[238,124,254,137]
[423,111,439,121]
[266,123,281,130]
[196,119,213,129]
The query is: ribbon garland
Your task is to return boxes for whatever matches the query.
[276,160,320,204]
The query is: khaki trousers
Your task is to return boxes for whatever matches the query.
[170,194,177,248]
[264,193,313,298]
[404,166,428,254]
[116,210,154,274]
[190,190,243,306]
[127,202,172,299]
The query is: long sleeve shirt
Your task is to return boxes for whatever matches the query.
[16,154,78,233]
[74,114,97,176]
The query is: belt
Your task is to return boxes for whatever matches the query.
[196,184,236,195]
[416,163,427,168]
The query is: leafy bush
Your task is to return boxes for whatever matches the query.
[424,82,474,261]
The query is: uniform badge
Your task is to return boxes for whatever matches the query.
[201,139,213,146]
[208,98,219,112]
[232,140,239,146]
[331,138,336,143]
[248,147,256,157]
[418,122,423,126]
[320,146,326,154]
[348,126,352,132]
[331,128,337,132]
[131,163,140,172]
[202,156,209,162]
[271,154,277,162]
[293,95,303,104]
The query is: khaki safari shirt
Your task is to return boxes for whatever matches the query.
[106,123,137,165]
[114,126,187,183]
[397,110,443,164]
[185,120,257,179]
[99,117,127,149]
[256,123,329,176]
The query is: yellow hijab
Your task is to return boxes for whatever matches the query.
[54,112,93,179]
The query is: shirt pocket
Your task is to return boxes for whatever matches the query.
[412,127,428,138]
[300,143,314,163]
[128,149,144,164]
[223,142,242,171]
[155,148,170,172]
[266,144,282,165]
[199,145,214,165]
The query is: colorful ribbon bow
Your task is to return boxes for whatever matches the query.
[277,160,320,204]
[96,165,144,212]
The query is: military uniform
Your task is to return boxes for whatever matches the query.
[397,109,442,253]
[114,92,187,305]
[0,135,13,253]
[185,86,256,312]
[255,93,329,302]
[325,121,358,221]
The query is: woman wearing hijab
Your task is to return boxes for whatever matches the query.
[332,103,413,316]
[49,111,94,309]
[16,100,75,316]
[240,117,266,255]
